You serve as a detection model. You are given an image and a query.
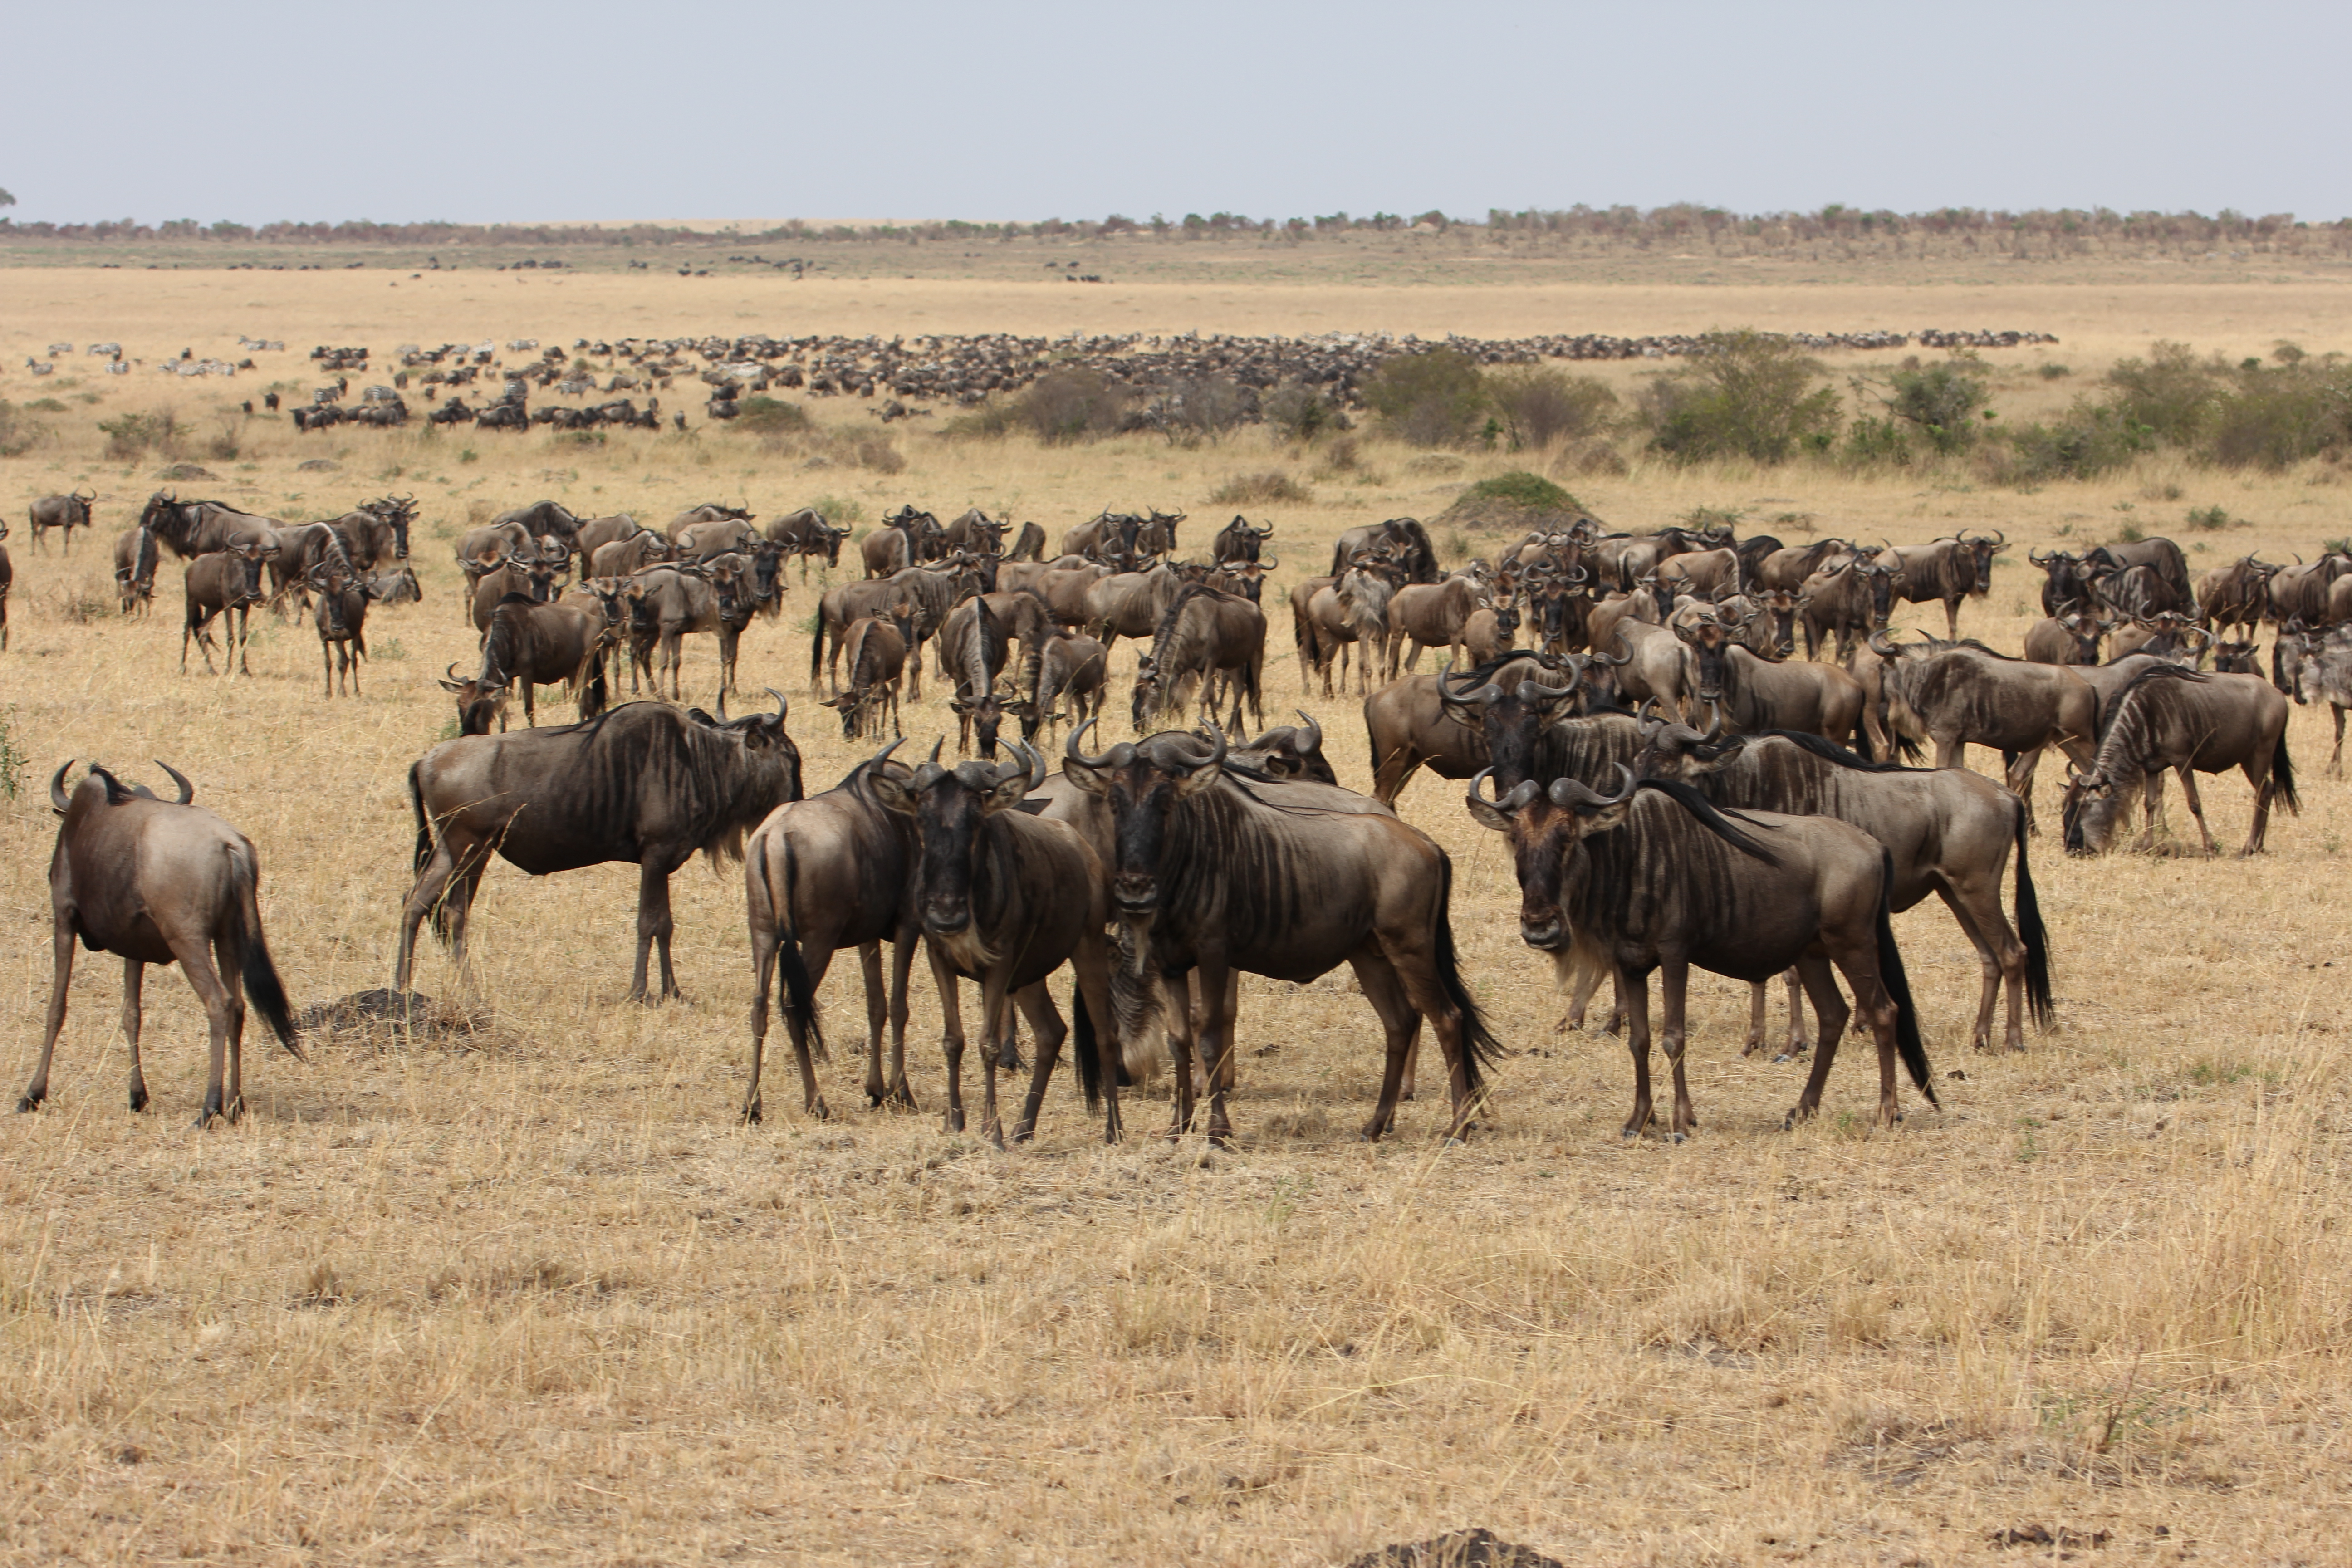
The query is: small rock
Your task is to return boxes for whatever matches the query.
[297,457,340,472]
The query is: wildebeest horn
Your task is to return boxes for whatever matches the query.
[765,687,788,722]
[1597,632,1633,666]
[1011,740,1045,793]
[865,737,906,772]
[1294,709,1321,753]
[1549,763,1637,810]
[446,662,464,682]
[1867,629,1900,657]
[49,761,74,814]
[1703,704,1726,741]
[1065,717,1130,770]
[1466,768,1539,816]
[1189,720,1230,774]
[1635,696,1665,740]
[156,761,194,804]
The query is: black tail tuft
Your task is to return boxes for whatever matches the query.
[1431,853,1502,1093]
[579,653,608,721]
[2273,730,2300,815]
[773,844,825,1061]
[809,613,825,684]
[2011,800,2056,1029]
[235,857,301,1059]
[1893,729,1925,764]
[1072,980,1102,1111]
[1872,848,1936,1105]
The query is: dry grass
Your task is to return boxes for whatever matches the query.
[2,267,2352,1565]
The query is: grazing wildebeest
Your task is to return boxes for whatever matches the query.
[398,697,802,1002]
[767,507,850,582]
[29,490,97,552]
[1869,632,2099,828]
[440,588,620,733]
[1883,531,2000,639]
[1677,614,1865,744]
[0,522,11,650]
[2289,625,2352,773]
[1329,517,1439,584]
[741,743,923,1119]
[181,544,274,674]
[666,502,756,542]
[1005,520,1048,562]
[1386,574,1490,676]
[19,761,302,1123]
[1468,766,1934,1134]
[2022,612,2108,667]
[1210,515,1276,566]
[142,493,280,559]
[1084,563,1186,660]
[1029,632,1107,741]
[813,577,916,691]
[2029,549,2098,619]
[820,615,913,739]
[469,551,568,634]
[1131,585,1266,735]
[573,512,646,565]
[1636,716,2052,1054]
[1064,721,1499,1144]
[871,743,1126,1147]
[2062,666,2295,858]
[108,524,160,618]
[366,566,424,605]
[2196,555,2279,637]
[1755,538,1852,595]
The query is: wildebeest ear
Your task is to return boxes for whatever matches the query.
[867,769,916,815]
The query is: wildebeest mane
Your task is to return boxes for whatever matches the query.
[1628,778,1783,866]
[1747,728,1925,774]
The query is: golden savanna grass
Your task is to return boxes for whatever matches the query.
[2,260,2351,1565]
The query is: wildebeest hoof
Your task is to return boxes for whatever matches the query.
[809,1097,830,1122]
[1669,1131,1687,1144]
[15,1096,39,1114]
[742,1103,763,1125]
[128,1087,148,1112]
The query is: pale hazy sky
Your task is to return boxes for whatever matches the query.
[6,0,2346,225]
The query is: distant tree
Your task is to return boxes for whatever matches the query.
[0,188,15,208]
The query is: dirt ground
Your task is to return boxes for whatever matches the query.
[2,256,2349,1565]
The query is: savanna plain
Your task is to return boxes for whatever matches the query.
[2,248,2350,1566]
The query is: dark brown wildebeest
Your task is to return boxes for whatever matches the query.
[573,512,646,566]
[327,495,415,570]
[1064,721,1499,1144]
[1019,559,1110,630]
[1329,517,1439,584]
[742,742,923,1119]
[1005,520,1048,562]
[469,551,568,634]
[309,556,396,697]
[2211,638,2261,676]
[1386,574,1490,676]
[2267,554,2352,626]
[263,519,356,614]
[860,505,936,578]
[1755,537,1852,595]
[1061,509,1141,566]
[1677,615,1865,744]
[1869,632,2099,829]
[29,490,97,552]
[1210,514,1276,566]
[591,527,674,578]
[1467,766,1934,1135]
[441,588,621,732]
[1636,716,2053,1054]
[19,761,302,1123]
[2062,666,2295,857]
[675,513,762,564]
[1798,557,1900,661]
[941,507,1006,555]
[622,562,756,700]
[2288,624,2352,772]
[939,596,1011,757]
[0,521,11,649]
[2022,612,2108,666]
[1131,585,1266,735]
[767,507,850,582]
[142,493,281,559]
[1029,632,1107,741]
[871,743,1126,1147]
[1365,657,1568,805]
[398,696,802,1002]
[2094,563,2184,622]
[813,577,915,691]
[2084,536,2192,615]
[1884,531,2000,639]
[2029,548,2098,619]
[493,499,585,555]
[365,566,424,605]
[819,614,913,739]
[181,544,275,674]
[2196,555,2279,637]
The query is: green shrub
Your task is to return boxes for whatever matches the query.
[99,410,183,461]
[1983,401,2153,485]
[1679,505,1744,531]
[808,492,866,524]
[1470,471,1581,512]
[1883,356,1989,452]
[1841,415,1914,468]
[1362,348,1489,447]
[1262,380,1349,442]
[1437,470,1589,531]
[733,395,812,435]
[2187,505,2233,531]
[1642,329,1841,465]
[2205,355,2352,470]
[2104,341,2225,446]
[1485,367,1617,450]
[1014,368,1133,443]
[2037,363,2073,380]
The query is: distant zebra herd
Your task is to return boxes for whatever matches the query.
[11,489,2345,1154]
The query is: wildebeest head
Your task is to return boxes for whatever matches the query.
[1628,701,1732,784]
[438,661,508,735]
[1464,764,1639,951]
[1063,719,1227,929]
[369,495,416,559]
[1223,710,1334,785]
[1436,656,1580,789]
[870,740,1044,942]
[1961,529,2003,595]
[49,758,195,815]
[2212,638,2260,675]
[2060,763,2134,855]
[1673,614,1744,710]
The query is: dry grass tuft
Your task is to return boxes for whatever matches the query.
[1209,470,1313,505]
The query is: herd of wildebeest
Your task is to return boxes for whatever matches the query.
[10,485,2350,1149]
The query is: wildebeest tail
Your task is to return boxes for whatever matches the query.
[579,652,608,721]
[233,848,303,1061]
[2011,798,2055,1029]
[408,760,433,879]
[809,612,825,684]
[1872,848,1935,1105]
[1072,980,1102,1110]
[766,840,825,1062]
[1431,853,1502,1091]
[2273,729,2300,814]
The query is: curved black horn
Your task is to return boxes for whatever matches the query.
[865,737,906,771]
[1550,762,1637,810]
[1294,708,1321,753]
[1065,716,1125,769]
[1867,629,1900,657]
[49,761,74,814]
[1191,719,1230,773]
[1703,703,1726,742]
[1466,767,1539,816]
[1635,696,1665,739]
[765,686,788,721]
[156,760,194,804]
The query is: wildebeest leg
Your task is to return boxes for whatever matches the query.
[1935,882,2018,1053]
[173,931,243,1126]
[1553,947,1606,1033]
[1162,974,1199,1137]
[322,638,334,698]
[2136,769,2166,853]
[1743,982,1769,1056]
[882,931,918,1107]
[1785,954,1851,1124]
[18,919,81,1112]
[2004,745,2044,835]
[234,604,253,676]
[121,959,149,1112]
[1349,951,1419,1142]
[1781,968,1812,1061]
[743,914,780,1123]
[1009,983,1067,1143]
[1072,935,1123,1144]
[1620,969,1656,1139]
[631,854,689,1002]
[1658,958,1699,1139]
[2175,765,2217,855]
[975,974,1014,1150]
[522,678,537,728]
[1944,597,1961,640]
[2329,706,2347,777]
[394,832,482,992]
[928,942,968,1133]
[1193,954,1240,1145]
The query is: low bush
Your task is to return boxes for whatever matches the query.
[1263,380,1350,443]
[2104,341,2224,446]
[1882,355,1990,452]
[733,395,813,436]
[1980,400,2153,485]
[1486,367,1617,450]
[1362,348,1488,447]
[2187,505,2234,531]
[1437,470,1590,531]
[1642,330,1841,465]
[99,409,183,461]
[0,401,40,456]
[1012,368,1134,443]
[1209,470,1311,505]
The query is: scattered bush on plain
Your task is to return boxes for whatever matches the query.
[1642,330,1842,465]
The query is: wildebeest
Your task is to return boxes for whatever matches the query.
[1064,721,1500,1143]
[491,499,585,556]
[1798,557,1899,661]
[2196,555,2279,636]
[1755,538,1852,595]
[109,524,160,617]
[621,563,751,700]
[591,526,676,578]
[2085,536,2192,616]
[19,761,302,1123]
[1301,561,1400,696]
[2095,563,2183,622]
[741,743,922,1120]
[468,551,568,634]
[1030,632,1107,740]
[1131,585,1266,735]
[861,506,937,578]
[572,512,646,564]
[2029,549,2097,619]
[1329,517,1439,583]
[441,588,620,733]
[365,566,424,605]
[1085,563,1187,660]
[2107,612,2210,665]
[2022,612,2108,666]
[820,614,913,739]
[181,544,274,674]
[767,506,850,582]
[1005,520,1048,562]
[2062,666,2294,857]
[1467,766,1934,1134]
[0,524,10,650]
[1635,716,2052,1054]
[1883,531,2000,639]
[309,557,394,696]
[29,490,96,551]
[938,596,1012,757]
[1386,574,1491,675]
[2288,624,2352,772]
[142,493,281,559]
[1869,632,2099,827]
[1210,514,1276,566]
[2267,554,2352,626]
[397,696,802,1002]
[813,576,915,691]
[1677,614,1864,743]
[872,743,1126,1147]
